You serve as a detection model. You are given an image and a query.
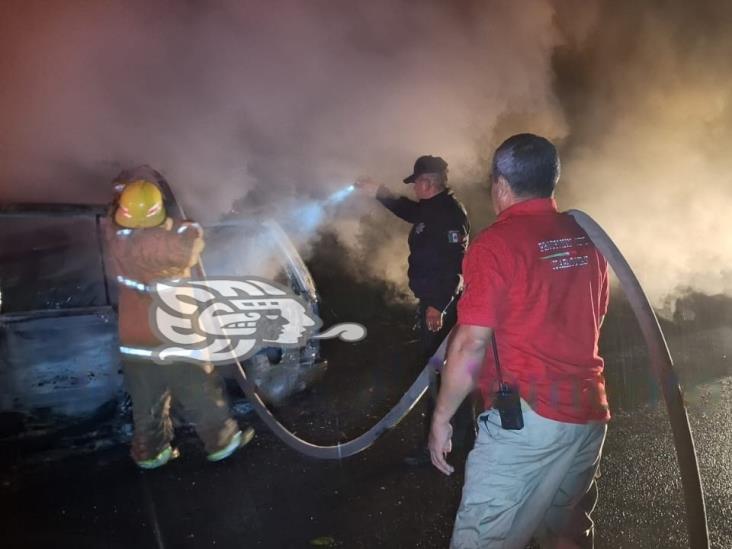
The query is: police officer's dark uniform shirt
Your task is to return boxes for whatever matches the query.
[376,186,469,310]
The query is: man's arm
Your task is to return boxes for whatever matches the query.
[375,186,420,223]
[429,323,493,475]
[138,220,204,275]
[355,178,420,223]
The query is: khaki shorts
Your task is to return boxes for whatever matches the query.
[450,406,606,549]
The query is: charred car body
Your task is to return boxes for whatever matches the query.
[0,176,326,444]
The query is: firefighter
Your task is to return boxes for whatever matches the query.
[356,155,473,465]
[110,165,172,215]
[106,179,254,469]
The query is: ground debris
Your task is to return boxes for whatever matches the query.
[309,535,337,546]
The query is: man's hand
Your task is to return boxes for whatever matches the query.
[178,222,205,267]
[425,305,444,332]
[354,177,381,198]
[428,417,454,475]
[190,234,206,262]
[429,324,493,476]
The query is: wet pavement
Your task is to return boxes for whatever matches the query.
[2,355,730,548]
[1,273,731,548]
[0,310,469,549]
[594,377,732,549]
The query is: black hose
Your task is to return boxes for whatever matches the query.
[568,209,709,549]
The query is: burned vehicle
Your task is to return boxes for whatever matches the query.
[0,191,326,444]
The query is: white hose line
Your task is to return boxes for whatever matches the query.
[161,176,707,546]
[568,209,709,549]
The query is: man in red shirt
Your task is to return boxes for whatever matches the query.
[429,134,609,549]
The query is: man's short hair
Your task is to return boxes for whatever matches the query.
[491,133,560,198]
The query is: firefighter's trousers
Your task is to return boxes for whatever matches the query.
[122,356,240,461]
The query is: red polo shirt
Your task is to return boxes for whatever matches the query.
[458,198,610,424]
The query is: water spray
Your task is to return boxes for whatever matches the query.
[202,184,355,232]
[325,184,355,204]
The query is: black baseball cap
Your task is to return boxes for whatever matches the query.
[403,155,448,183]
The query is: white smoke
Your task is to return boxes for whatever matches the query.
[0,0,566,213]
[554,0,732,305]
[0,0,572,297]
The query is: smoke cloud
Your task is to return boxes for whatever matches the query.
[2,0,729,306]
[0,0,568,300]
[0,0,564,210]
[554,0,732,306]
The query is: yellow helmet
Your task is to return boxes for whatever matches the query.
[114,179,166,228]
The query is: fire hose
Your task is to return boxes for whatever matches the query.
[567,210,709,549]
[158,176,707,547]
[226,211,710,546]
[155,178,439,459]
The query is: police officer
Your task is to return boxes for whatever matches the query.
[356,155,471,465]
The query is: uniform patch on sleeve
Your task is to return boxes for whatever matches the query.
[448,230,461,243]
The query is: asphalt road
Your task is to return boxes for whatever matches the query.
[1,338,730,549]
[1,268,730,549]
[594,376,732,549]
